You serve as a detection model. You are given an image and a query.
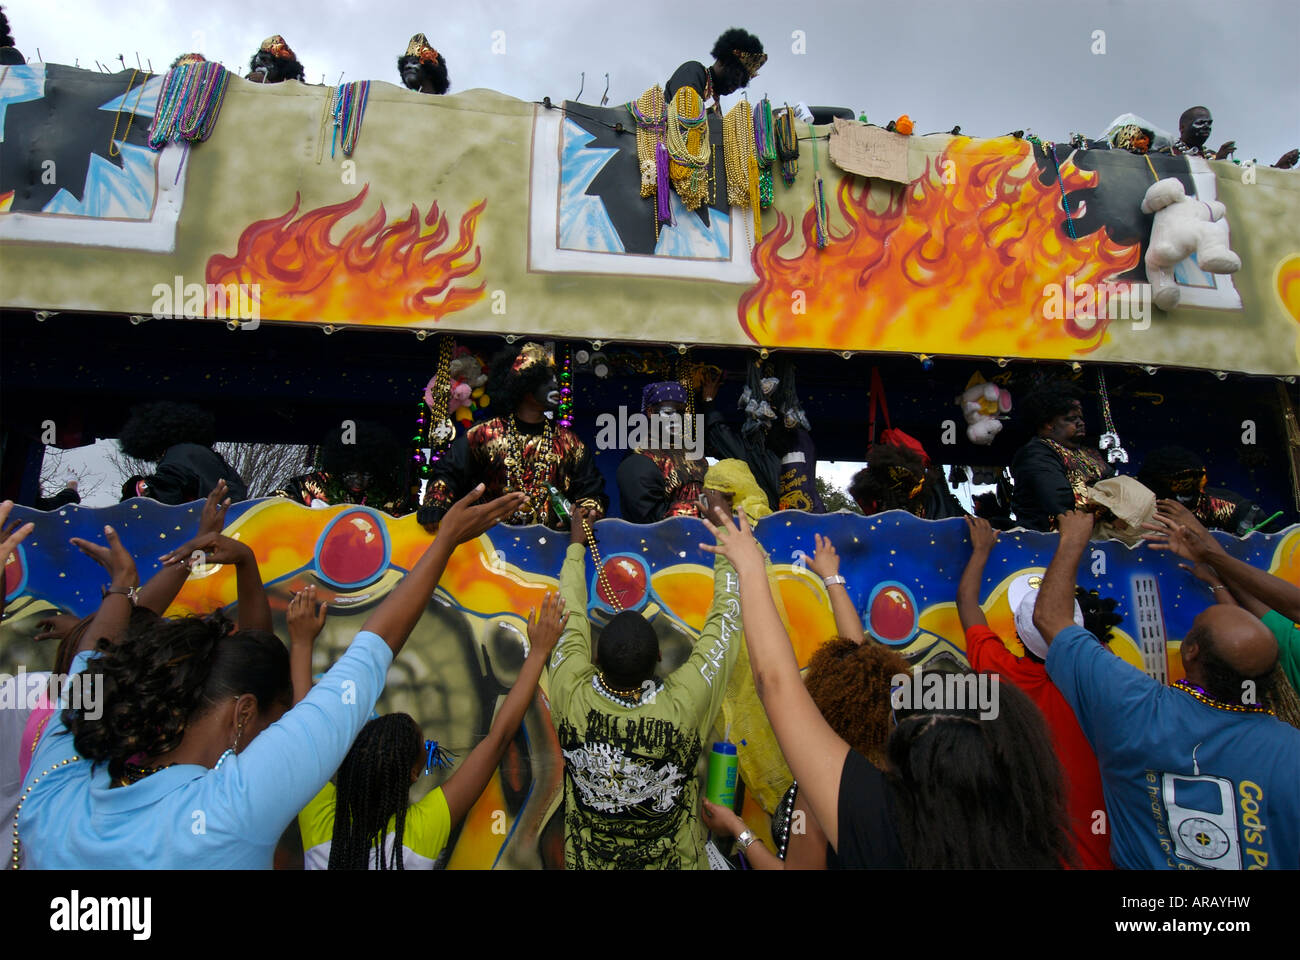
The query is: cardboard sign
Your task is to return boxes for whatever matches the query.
[828,119,910,183]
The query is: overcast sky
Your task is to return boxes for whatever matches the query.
[6,0,1298,163]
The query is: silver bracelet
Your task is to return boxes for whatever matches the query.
[736,829,758,851]
[823,575,847,587]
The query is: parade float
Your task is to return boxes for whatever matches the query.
[2,62,1298,867]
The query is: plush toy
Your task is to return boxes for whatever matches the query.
[1141,177,1241,311]
[446,347,489,425]
[957,372,1012,445]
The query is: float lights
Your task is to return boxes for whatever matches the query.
[34,311,55,322]
[323,324,337,335]
[505,334,517,344]
[759,348,770,359]
[591,340,603,349]
[841,351,852,359]
[996,358,1009,368]
[1214,371,1228,381]
[677,343,688,355]
[415,330,428,341]
[128,315,147,325]
[225,320,239,331]
[1143,365,1159,375]
[1070,362,1082,372]
[575,349,590,364]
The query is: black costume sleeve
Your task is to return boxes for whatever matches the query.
[616,453,671,524]
[143,457,199,505]
[37,488,81,511]
[567,441,609,515]
[836,750,906,868]
[1010,439,1072,531]
[703,402,746,462]
[417,433,471,527]
[665,61,709,101]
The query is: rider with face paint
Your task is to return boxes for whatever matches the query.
[397,33,449,95]
[617,381,707,524]
[1010,383,1113,532]
[246,35,305,84]
[418,342,607,530]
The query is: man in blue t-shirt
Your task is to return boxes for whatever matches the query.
[1032,511,1300,870]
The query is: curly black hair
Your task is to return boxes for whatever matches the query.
[397,54,449,95]
[1018,383,1084,433]
[710,27,763,94]
[1075,586,1122,645]
[885,676,1074,868]
[1,8,15,48]
[596,611,659,689]
[486,343,555,415]
[248,50,305,83]
[803,638,911,768]
[329,713,423,870]
[1137,446,1205,500]
[118,401,217,462]
[66,613,290,784]
[849,444,926,513]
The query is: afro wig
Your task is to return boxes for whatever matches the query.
[710,27,764,93]
[850,443,927,513]
[1018,382,1084,433]
[486,342,555,415]
[118,402,218,462]
[397,53,449,95]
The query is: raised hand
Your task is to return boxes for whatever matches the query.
[160,532,254,569]
[438,485,529,546]
[807,533,841,579]
[1055,510,1095,543]
[570,505,596,547]
[70,524,138,589]
[1215,140,1236,160]
[197,480,232,537]
[526,590,568,660]
[0,500,35,571]
[287,584,328,647]
[1153,499,1210,538]
[965,515,999,554]
[34,612,82,642]
[700,505,764,574]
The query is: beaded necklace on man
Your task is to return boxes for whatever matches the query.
[503,416,560,524]
[666,87,713,210]
[1172,679,1273,716]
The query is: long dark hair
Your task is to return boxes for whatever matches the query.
[885,676,1073,868]
[328,714,422,870]
[67,613,290,783]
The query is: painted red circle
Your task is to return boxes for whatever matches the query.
[869,586,916,643]
[318,511,387,587]
[597,555,648,610]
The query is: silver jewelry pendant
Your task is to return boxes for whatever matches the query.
[429,417,455,445]
[1098,431,1119,450]
[1107,446,1129,465]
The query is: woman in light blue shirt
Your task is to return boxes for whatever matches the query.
[14,485,525,870]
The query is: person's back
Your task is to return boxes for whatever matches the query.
[548,517,741,869]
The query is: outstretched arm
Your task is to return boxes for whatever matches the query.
[957,516,997,632]
[67,524,139,659]
[287,585,328,705]
[701,507,850,851]
[1032,511,1094,645]
[441,591,567,826]
[806,533,864,644]
[1146,499,1300,622]
[365,485,528,655]
[141,481,232,615]
[0,501,35,618]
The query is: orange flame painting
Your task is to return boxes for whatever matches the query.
[205,186,487,326]
[741,138,1141,356]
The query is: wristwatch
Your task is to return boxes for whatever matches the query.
[736,829,758,852]
[823,575,847,587]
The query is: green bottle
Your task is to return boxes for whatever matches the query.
[706,741,739,809]
[548,485,572,522]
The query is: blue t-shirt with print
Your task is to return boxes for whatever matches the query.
[1047,624,1300,870]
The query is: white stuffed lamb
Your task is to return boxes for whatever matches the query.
[957,373,1012,445]
[1141,177,1241,311]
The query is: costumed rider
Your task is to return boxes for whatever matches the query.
[664,27,766,113]
[398,33,449,94]
[1,7,25,64]
[848,441,964,520]
[273,421,409,515]
[247,35,305,84]
[1137,446,1283,536]
[1009,383,1112,531]
[617,381,706,523]
[417,342,607,530]
[117,402,248,504]
[1164,106,1235,161]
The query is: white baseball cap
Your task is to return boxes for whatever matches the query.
[1008,573,1084,659]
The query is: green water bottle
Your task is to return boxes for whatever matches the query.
[705,741,739,809]
[548,484,572,522]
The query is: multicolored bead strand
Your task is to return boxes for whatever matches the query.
[557,343,575,429]
[149,60,231,150]
[331,80,370,158]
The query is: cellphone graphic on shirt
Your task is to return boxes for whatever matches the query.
[1161,772,1241,870]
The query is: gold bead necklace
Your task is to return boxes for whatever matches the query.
[11,756,81,869]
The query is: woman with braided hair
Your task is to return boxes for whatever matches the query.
[296,592,568,870]
[16,484,527,869]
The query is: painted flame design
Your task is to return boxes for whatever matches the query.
[740,138,1140,355]
[206,186,486,325]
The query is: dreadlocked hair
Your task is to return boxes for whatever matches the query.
[117,401,217,462]
[1075,587,1122,644]
[803,638,910,768]
[328,714,423,870]
[1264,664,1300,731]
[67,613,290,784]
[885,676,1074,869]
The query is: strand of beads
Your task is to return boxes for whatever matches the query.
[753,98,777,208]
[416,337,456,493]
[774,103,799,185]
[557,344,574,429]
[679,356,696,454]
[810,126,829,249]
[1046,142,1080,240]
[666,87,711,210]
[629,86,670,236]
[108,69,148,158]
[12,756,80,869]
[149,60,231,149]
[584,516,623,612]
[332,80,370,158]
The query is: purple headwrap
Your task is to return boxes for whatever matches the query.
[641,381,687,414]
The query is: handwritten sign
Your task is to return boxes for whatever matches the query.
[828,119,910,183]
